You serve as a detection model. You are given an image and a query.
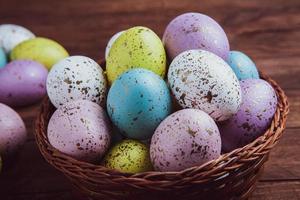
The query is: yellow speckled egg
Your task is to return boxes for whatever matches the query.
[10,37,69,70]
[104,139,152,173]
[106,26,166,84]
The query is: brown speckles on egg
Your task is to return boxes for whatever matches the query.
[150,109,221,172]
[47,100,111,163]
[47,56,107,108]
[104,140,152,173]
[220,79,278,152]
[0,103,27,157]
[168,49,242,121]
[0,24,35,54]
[106,26,166,84]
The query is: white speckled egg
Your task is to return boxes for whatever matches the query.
[168,49,242,121]
[0,24,35,54]
[105,30,125,59]
[47,100,111,162]
[46,56,107,108]
[0,103,27,157]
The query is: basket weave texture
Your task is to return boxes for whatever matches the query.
[35,72,289,200]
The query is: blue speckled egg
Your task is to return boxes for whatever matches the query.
[107,68,172,140]
[0,48,7,68]
[227,51,259,80]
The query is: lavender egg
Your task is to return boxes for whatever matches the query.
[47,100,111,163]
[163,12,230,61]
[0,103,27,157]
[46,56,107,108]
[150,109,221,172]
[168,49,242,121]
[0,60,48,107]
[220,79,277,152]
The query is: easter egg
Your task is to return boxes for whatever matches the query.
[220,79,277,152]
[227,51,259,80]
[168,49,241,121]
[0,24,35,54]
[46,56,107,108]
[0,48,7,68]
[150,109,221,172]
[47,100,111,162]
[10,37,69,70]
[104,139,152,173]
[105,30,125,59]
[0,103,27,157]
[106,26,166,84]
[163,12,230,61]
[0,60,48,107]
[107,68,172,140]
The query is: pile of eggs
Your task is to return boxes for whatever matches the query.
[0,12,278,174]
[0,24,69,171]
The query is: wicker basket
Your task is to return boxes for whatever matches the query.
[35,71,289,200]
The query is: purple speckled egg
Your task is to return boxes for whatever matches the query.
[0,103,27,157]
[163,12,230,61]
[150,109,221,172]
[47,100,111,163]
[0,60,48,107]
[220,79,278,152]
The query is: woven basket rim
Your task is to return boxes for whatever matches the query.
[34,70,289,182]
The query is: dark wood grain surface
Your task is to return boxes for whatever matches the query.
[0,0,299,199]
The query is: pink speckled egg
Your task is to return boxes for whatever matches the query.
[163,12,230,61]
[0,103,27,157]
[220,79,278,152]
[47,100,111,163]
[0,60,48,107]
[150,109,221,172]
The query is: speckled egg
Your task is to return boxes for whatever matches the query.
[107,68,172,140]
[47,100,111,162]
[168,49,242,121]
[105,30,125,59]
[10,37,69,70]
[220,79,277,152]
[227,51,259,80]
[150,109,221,172]
[46,56,107,108]
[106,26,166,84]
[104,139,152,173]
[163,12,230,61]
[0,60,48,107]
[0,48,7,68]
[0,24,35,54]
[0,103,27,157]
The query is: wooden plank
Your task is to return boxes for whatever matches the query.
[261,129,300,181]
[285,90,300,129]
[0,141,71,194]
[251,181,300,200]
[0,0,299,61]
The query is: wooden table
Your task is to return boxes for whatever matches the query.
[0,0,299,199]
